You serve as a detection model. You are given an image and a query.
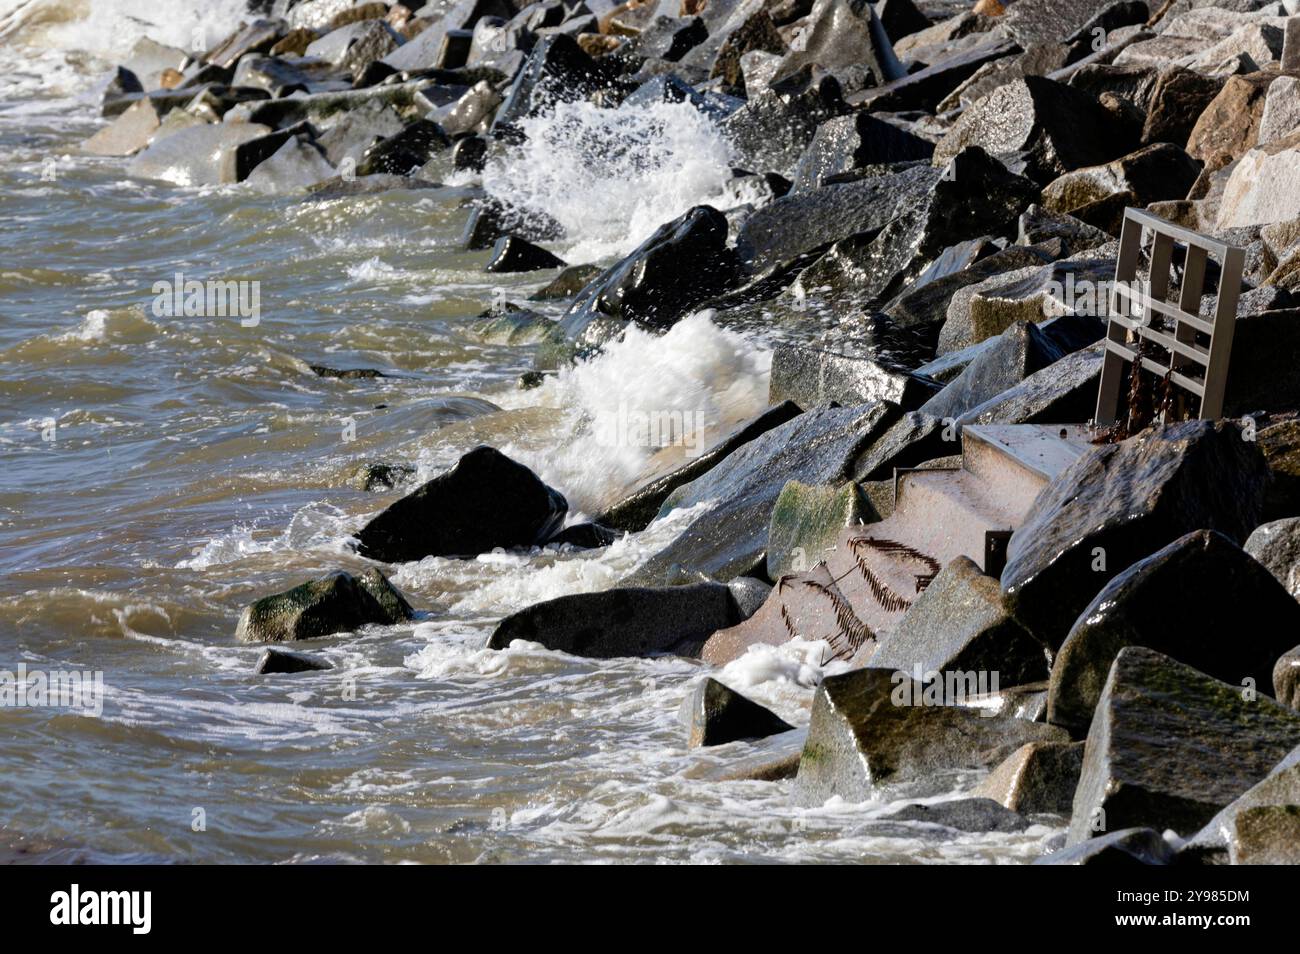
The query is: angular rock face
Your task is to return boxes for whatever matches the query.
[735,163,938,274]
[1002,422,1270,649]
[207,19,287,69]
[793,667,1068,804]
[765,480,869,580]
[485,582,743,657]
[1185,71,1274,171]
[306,19,403,76]
[628,403,896,584]
[356,119,451,176]
[974,741,1084,816]
[355,446,568,563]
[82,99,160,157]
[870,556,1050,688]
[702,563,872,665]
[862,35,1022,115]
[789,112,934,194]
[956,342,1104,427]
[485,235,566,273]
[1048,530,1300,735]
[708,10,788,90]
[254,648,334,674]
[771,0,905,94]
[1141,66,1226,149]
[682,677,795,747]
[382,0,515,71]
[921,320,1068,421]
[1002,0,1137,49]
[245,136,336,193]
[769,345,939,411]
[1181,744,1300,864]
[597,401,802,533]
[128,123,274,187]
[1067,647,1300,845]
[932,76,1123,185]
[720,69,848,177]
[1041,143,1203,218]
[1218,128,1300,229]
[235,569,414,643]
[1038,827,1174,866]
[491,34,611,132]
[1275,647,1300,712]
[558,206,737,354]
[882,244,1057,331]
[1245,516,1300,602]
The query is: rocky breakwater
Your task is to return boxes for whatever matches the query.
[82,0,1300,861]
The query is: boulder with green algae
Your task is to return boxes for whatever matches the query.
[1048,530,1300,735]
[793,667,1068,805]
[236,569,414,643]
[1067,648,1300,846]
[1001,421,1269,651]
[766,480,871,580]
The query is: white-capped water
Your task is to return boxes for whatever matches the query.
[482,98,739,262]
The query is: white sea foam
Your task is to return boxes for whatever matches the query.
[496,313,771,515]
[482,98,738,262]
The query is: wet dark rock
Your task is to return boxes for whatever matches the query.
[933,75,1126,185]
[708,11,787,91]
[451,135,488,171]
[598,400,803,533]
[355,446,567,563]
[1245,516,1300,604]
[855,36,1020,114]
[355,119,451,175]
[1002,421,1270,651]
[233,55,316,96]
[682,677,795,747]
[870,556,1050,687]
[956,342,1103,428]
[484,235,566,273]
[350,461,416,492]
[848,409,952,482]
[765,480,870,580]
[254,648,334,674]
[1017,204,1112,254]
[1041,143,1202,219]
[310,364,385,379]
[546,522,620,549]
[1141,66,1226,149]
[720,68,849,179]
[206,19,288,69]
[530,263,603,301]
[315,100,404,165]
[433,81,503,138]
[769,345,940,411]
[306,173,441,199]
[974,741,1084,815]
[1003,0,1144,49]
[246,135,335,193]
[921,320,1070,421]
[682,727,807,782]
[558,205,737,352]
[770,0,905,94]
[619,16,708,63]
[881,244,1057,331]
[473,305,554,344]
[1048,530,1300,736]
[793,667,1068,804]
[627,403,897,584]
[1038,827,1173,866]
[485,582,744,657]
[103,65,143,104]
[235,568,414,643]
[1067,647,1300,845]
[734,162,938,275]
[880,798,1031,833]
[491,34,612,132]
[1180,743,1300,864]
[727,576,772,619]
[461,198,564,251]
[789,112,934,194]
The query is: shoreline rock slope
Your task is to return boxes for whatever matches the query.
[88,0,1300,861]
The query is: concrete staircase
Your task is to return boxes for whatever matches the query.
[702,424,1095,666]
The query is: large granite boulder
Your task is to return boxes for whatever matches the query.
[682,677,795,747]
[789,112,934,194]
[1048,530,1300,735]
[1067,647,1300,846]
[1245,516,1300,602]
[235,569,414,643]
[627,403,897,584]
[1001,421,1269,650]
[128,123,274,186]
[932,76,1124,185]
[1185,71,1274,171]
[1180,743,1300,864]
[485,582,744,658]
[793,667,1068,804]
[955,343,1104,427]
[769,345,939,411]
[765,480,871,580]
[921,320,1069,421]
[720,68,848,177]
[1141,66,1226,149]
[770,0,905,94]
[1218,128,1300,229]
[870,556,1050,688]
[355,446,567,563]
[1040,143,1203,219]
[306,19,403,76]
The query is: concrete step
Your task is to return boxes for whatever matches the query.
[960,424,1093,518]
